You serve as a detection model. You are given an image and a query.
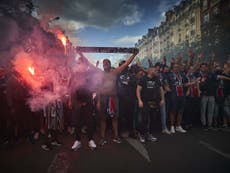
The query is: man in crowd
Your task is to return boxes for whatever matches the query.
[117,60,136,138]
[98,49,138,145]
[136,66,164,142]
[167,63,188,133]
[71,54,98,150]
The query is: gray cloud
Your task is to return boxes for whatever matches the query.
[36,0,142,28]
[114,35,142,45]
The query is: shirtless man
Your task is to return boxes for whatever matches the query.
[98,49,139,145]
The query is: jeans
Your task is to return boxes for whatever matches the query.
[201,96,215,127]
[160,102,167,130]
[224,96,230,118]
[139,103,160,135]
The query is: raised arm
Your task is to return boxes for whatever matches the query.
[208,51,215,72]
[148,58,153,68]
[193,53,202,72]
[113,48,139,75]
[187,50,194,68]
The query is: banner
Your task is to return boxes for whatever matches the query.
[76,46,138,54]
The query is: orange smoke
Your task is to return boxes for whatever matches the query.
[13,53,44,90]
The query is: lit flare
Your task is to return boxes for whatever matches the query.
[57,33,67,54]
[28,66,35,75]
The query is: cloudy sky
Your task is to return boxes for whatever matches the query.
[36,0,180,65]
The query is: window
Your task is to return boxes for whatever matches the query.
[185,19,189,27]
[203,0,208,10]
[186,29,189,34]
[191,12,195,18]
[213,7,220,15]
[203,13,209,23]
[190,15,195,23]
[186,30,190,38]
[192,24,196,31]
[210,0,220,7]
[214,25,219,33]
[214,38,219,45]
[191,30,195,36]
[178,33,181,43]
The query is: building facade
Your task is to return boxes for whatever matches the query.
[135,27,161,63]
[135,0,202,64]
[200,0,230,63]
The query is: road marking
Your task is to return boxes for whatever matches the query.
[126,138,151,163]
[199,141,230,160]
[47,152,69,173]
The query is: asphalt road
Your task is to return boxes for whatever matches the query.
[0,128,230,173]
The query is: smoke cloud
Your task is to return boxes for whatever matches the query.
[0,12,103,112]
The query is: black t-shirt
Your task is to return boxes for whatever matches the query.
[72,86,92,110]
[117,69,131,97]
[118,69,137,100]
[197,72,217,96]
[138,75,161,102]
[223,73,230,96]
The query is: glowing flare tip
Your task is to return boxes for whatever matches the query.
[61,36,67,46]
[28,66,35,75]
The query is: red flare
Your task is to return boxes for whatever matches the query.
[57,33,67,54]
[28,66,35,75]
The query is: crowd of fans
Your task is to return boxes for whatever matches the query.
[0,50,230,151]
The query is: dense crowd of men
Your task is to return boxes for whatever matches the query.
[0,50,230,151]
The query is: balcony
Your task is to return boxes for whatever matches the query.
[191,30,196,35]
[190,17,195,23]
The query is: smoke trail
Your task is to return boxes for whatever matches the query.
[1,9,106,112]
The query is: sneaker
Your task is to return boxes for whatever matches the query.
[113,138,122,144]
[41,144,51,151]
[170,126,175,133]
[175,126,187,133]
[138,134,145,143]
[48,133,52,138]
[71,140,81,150]
[99,139,107,146]
[88,140,97,149]
[162,128,171,135]
[67,127,75,135]
[147,134,157,142]
[33,132,39,140]
[205,126,214,131]
[81,126,87,134]
[51,141,62,146]
[28,134,35,144]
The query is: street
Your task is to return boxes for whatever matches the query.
[1,128,230,173]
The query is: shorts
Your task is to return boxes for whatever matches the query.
[99,95,119,118]
[169,94,185,113]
